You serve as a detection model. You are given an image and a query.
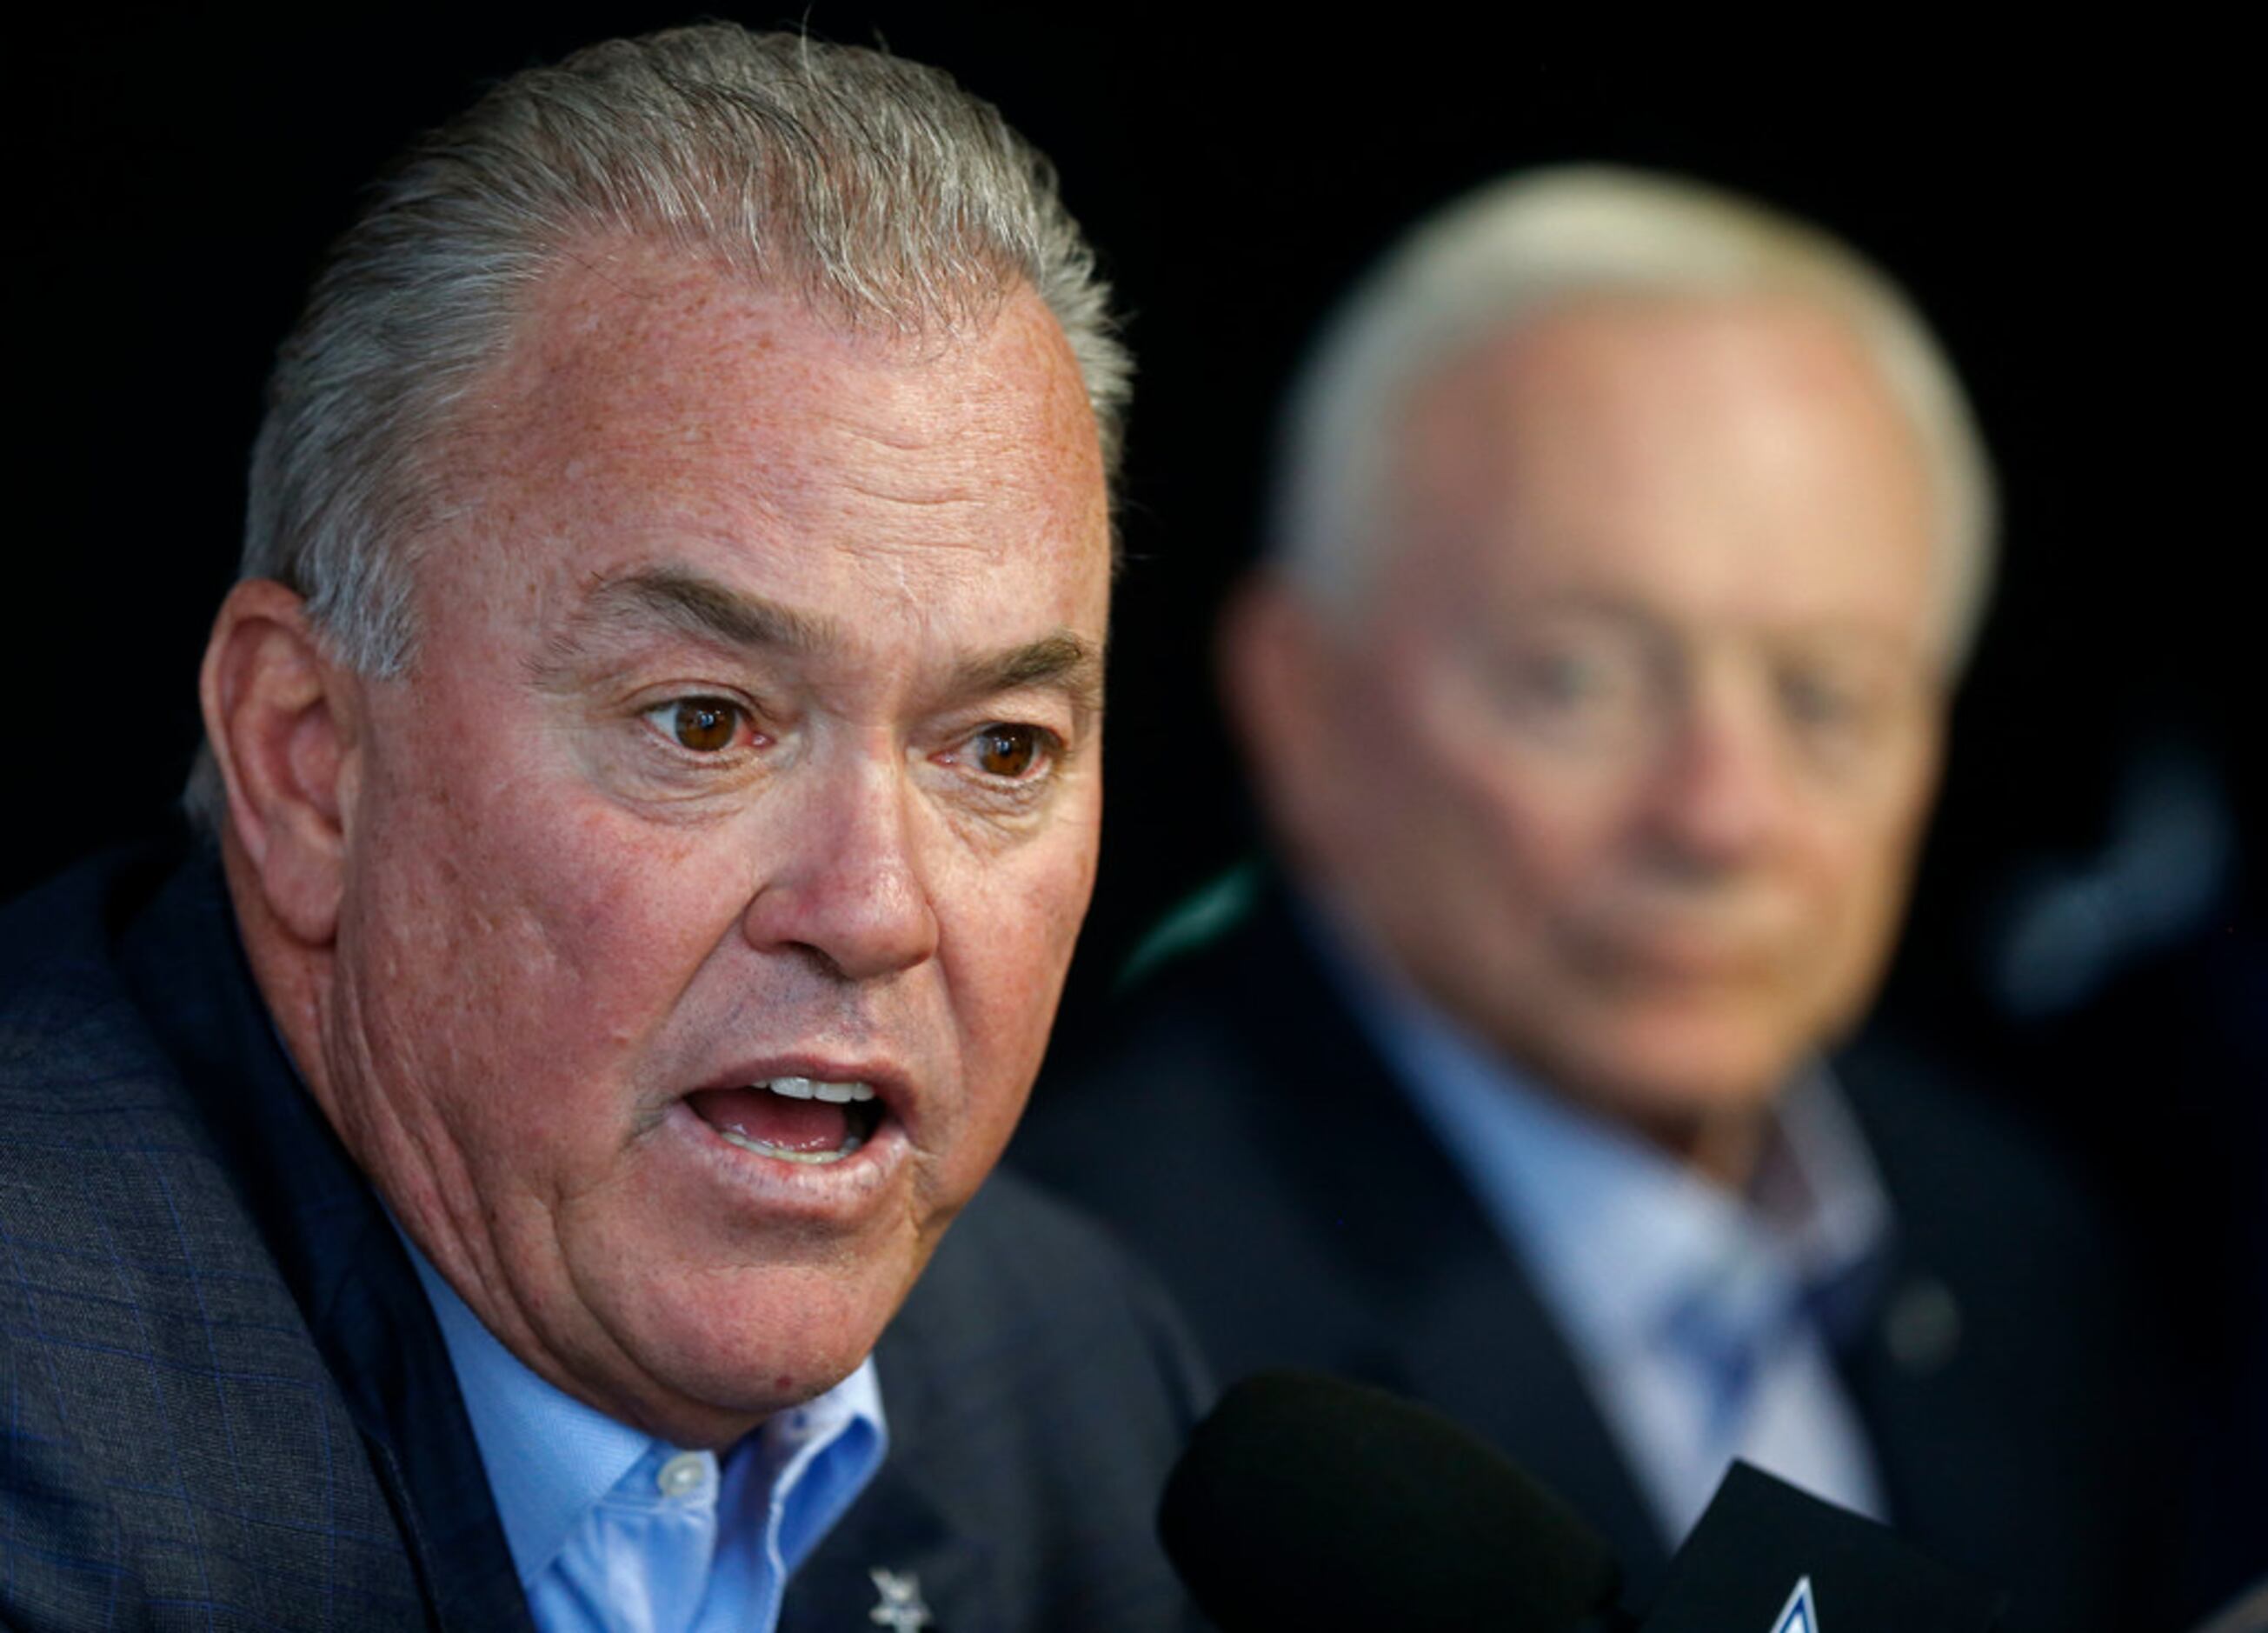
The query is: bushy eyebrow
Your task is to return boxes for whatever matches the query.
[950,632,1104,716]
[535,564,1104,713]
[559,566,841,658]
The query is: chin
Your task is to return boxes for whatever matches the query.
[607,1253,922,1443]
[1547,1005,1803,1130]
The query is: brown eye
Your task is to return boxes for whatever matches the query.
[974,725,1041,777]
[664,699,741,752]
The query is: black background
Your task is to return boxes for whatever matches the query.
[14,11,2257,1167]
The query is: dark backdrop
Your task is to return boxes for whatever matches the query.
[15,12,2257,1227]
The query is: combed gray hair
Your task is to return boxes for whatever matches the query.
[1269,165,1997,672]
[189,23,1127,825]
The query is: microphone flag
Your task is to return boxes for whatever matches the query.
[1641,1463,2008,1633]
[1771,1576,1819,1633]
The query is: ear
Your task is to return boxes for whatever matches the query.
[198,579,362,947]
[1215,572,1339,855]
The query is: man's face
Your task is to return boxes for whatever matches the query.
[314,245,1110,1443]
[1262,297,1946,1149]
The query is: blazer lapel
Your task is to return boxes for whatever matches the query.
[122,852,534,1633]
[781,1281,999,1633]
[1231,895,1668,1586]
[779,1458,989,1633]
[1391,1224,1670,1589]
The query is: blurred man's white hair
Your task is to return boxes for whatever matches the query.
[1267,165,1998,670]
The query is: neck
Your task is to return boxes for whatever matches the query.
[1605,1094,1772,1193]
[1672,1111,1768,1192]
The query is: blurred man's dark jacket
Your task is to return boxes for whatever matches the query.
[1017,876,2174,1633]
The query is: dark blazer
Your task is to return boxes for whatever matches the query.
[1015,884,2171,1633]
[0,843,1208,1633]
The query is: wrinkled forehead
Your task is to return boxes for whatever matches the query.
[406,237,1110,620]
[462,239,1090,490]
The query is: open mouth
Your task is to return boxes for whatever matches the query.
[687,1077,886,1166]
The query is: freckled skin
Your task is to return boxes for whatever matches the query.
[1237,297,1947,1181]
[253,243,1111,1446]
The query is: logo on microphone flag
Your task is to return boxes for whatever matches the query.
[1771,1575,1819,1633]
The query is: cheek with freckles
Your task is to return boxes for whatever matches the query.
[339,725,730,1170]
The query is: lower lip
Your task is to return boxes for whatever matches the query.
[662,1097,907,1221]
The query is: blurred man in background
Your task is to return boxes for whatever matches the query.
[1020,168,2167,1631]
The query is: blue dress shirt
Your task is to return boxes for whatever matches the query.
[1303,902,1894,1544]
[402,1239,887,1633]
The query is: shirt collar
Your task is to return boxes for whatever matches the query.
[1297,895,1893,1354]
[397,1228,887,1586]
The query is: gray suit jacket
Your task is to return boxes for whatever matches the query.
[0,843,1208,1632]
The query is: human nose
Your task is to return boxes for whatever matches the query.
[1638,675,1793,871]
[740,751,940,982]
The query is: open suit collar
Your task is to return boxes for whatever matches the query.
[116,843,534,1633]
[1220,883,2062,1600]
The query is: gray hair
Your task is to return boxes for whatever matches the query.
[1268,165,1997,672]
[190,23,1127,825]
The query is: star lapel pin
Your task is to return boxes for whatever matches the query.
[868,1566,934,1631]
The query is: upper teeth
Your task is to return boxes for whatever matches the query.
[762,1076,875,1104]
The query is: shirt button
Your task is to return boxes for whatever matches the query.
[656,1451,710,1498]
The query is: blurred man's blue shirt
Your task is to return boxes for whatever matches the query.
[1304,899,1892,1542]
[405,1238,885,1633]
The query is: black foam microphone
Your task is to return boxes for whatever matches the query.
[1161,1370,2012,1632]
[1158,1370,1625,1631]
